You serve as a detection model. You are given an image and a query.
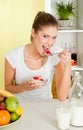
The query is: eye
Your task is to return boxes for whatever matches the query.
[43,35,48,38]
[52,36,57,40]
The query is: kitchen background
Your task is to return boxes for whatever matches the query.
[0,0,83,89]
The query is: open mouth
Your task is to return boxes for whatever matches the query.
[42,45,52,56]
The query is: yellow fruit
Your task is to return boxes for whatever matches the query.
[0,89,14,97]
[15,106,23,116]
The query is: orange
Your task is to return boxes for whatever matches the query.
[0,110,11,126]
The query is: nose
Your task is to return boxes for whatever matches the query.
[47,38,54,47]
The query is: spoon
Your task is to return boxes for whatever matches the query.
[44,51,61,56]
[42,46,61,56]
[46,52,61,56]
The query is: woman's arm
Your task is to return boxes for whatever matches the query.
[54,50,71,101]
[5,59,41,94]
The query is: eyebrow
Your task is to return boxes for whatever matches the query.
[39,31,57,38]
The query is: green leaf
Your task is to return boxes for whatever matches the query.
[55,1,76,20]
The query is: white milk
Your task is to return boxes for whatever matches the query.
[56,108,71,129]
[71,104,83,126]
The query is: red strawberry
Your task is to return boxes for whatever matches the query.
[45,50,52,55]
[33,76,39,80]
[42,46,52,55]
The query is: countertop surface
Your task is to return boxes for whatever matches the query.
[0,96,83,130]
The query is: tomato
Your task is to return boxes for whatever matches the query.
[0,110,11,126]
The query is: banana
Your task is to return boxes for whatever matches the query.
[0,89,14,97]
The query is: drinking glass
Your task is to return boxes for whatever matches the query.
[56,101,71,130]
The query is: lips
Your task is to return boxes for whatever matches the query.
[42,46,52,55]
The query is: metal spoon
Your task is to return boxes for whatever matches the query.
[44,52,61,56]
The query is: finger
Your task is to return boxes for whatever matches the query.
[30,83,41,88]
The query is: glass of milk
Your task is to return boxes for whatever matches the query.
[70,99,83,127]
[56,101,71,130]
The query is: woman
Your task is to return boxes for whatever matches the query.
[5,11,71,101]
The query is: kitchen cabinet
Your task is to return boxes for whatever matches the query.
[44,0,83,71]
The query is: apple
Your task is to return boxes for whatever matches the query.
[5,97,19,112]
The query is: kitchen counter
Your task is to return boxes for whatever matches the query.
[1,96,83,130]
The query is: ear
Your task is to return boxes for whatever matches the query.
[31,28,36,38]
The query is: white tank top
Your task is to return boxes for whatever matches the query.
[6,45,61,99]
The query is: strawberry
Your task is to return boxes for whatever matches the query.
[33,76,39,80]
[44,49,52,55]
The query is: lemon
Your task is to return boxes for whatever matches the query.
[15,106,23,116]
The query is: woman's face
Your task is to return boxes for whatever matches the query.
[31,25,58,56]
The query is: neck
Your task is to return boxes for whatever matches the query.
[24,44,43,61]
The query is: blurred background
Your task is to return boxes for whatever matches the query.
[0,0,83,90]
[0,0,44,89]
